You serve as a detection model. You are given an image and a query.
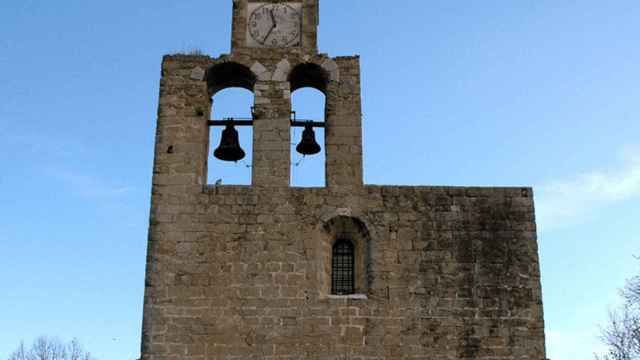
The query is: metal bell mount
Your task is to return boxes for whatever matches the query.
[208,110,326,162]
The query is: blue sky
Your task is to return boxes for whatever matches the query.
[1,1,639,359]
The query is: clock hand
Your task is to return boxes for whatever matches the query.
[263,8,277,43]
[263,25,275,44]
[270,8,277,28]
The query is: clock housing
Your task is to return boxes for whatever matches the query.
[247,2,302,48]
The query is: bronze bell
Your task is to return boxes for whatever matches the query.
[214,123,246,162]
[296,123,322,156]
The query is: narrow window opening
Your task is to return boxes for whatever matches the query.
[332,239,355,295]
[208,88,253,185]
[290,87,326,187]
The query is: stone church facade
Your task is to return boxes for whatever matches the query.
[141,1,547,358]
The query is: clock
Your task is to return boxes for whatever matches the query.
[247,3,302,48]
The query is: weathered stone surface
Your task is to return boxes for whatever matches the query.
[141,1,546,359]
[271,59,291,82]
[191,66,206,81]
[250,61,270,81]
[142,183,546,359]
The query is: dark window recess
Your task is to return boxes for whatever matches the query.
[332,240,355,295]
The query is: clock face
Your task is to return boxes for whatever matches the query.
[247,3,301,48]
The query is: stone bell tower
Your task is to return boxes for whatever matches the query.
[141,0,547,358]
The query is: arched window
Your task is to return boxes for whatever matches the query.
[332,239,355,295]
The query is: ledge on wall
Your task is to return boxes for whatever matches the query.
[327,294,368,300]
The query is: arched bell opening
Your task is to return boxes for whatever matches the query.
[288,63,329,188]
[290,87,326,187]
[206,62,256,186]
[208,88,254,185]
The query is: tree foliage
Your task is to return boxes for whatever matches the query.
[597,264,640,360]
[7,337,95,360]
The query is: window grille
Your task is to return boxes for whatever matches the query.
[332,239,355,295]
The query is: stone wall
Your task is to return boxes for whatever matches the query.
[142,182,545,359]
[142,32,546,357]
[162,53,361,188]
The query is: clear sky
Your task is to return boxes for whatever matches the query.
[1,1,639,359]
